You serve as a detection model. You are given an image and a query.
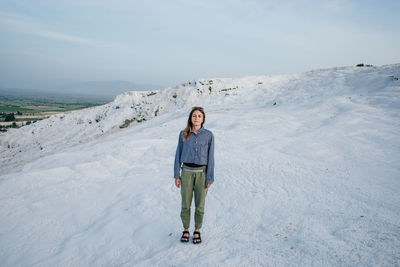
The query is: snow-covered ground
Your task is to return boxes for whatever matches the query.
[0,64,399,266]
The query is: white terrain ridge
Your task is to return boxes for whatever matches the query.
[0,64,399,266]
[0,75,248,172]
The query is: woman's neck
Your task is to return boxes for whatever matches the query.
[192,126,201,134]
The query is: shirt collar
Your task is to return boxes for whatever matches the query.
[191,126,204,134]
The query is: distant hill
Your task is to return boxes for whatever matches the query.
[58,80,162,97]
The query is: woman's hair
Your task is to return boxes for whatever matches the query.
[183,107,205,141]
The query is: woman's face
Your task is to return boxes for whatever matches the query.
[191,110,204,128]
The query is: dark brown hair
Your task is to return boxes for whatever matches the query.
[183,107,205,141]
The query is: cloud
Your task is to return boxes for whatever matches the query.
[0,12,113,47]
[33,30,96,45]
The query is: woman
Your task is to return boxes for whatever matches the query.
[174,106,215,244]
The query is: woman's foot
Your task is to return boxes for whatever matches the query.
[180,230,190,242]
[193,230,201,244]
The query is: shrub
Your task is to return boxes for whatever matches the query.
[5,113,15,122]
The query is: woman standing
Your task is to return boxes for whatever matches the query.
[174,106,215,244]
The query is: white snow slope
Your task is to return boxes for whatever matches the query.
[1,64,400,266]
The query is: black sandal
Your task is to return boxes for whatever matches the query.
[193,231,201,244]
[180,230,190,242]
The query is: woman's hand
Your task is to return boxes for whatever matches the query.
[206,183,211,189]
[175,178,181,188]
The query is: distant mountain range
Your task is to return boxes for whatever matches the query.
[0,80,163,100]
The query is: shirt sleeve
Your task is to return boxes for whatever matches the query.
[206,132,215,184]
[174,131,183,178]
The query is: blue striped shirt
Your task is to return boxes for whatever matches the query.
[174,127,215,184]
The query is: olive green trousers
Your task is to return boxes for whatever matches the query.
[180,164,208,229]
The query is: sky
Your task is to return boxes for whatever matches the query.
[0,0,399,92]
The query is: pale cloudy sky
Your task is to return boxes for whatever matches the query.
[0,0,399,91]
